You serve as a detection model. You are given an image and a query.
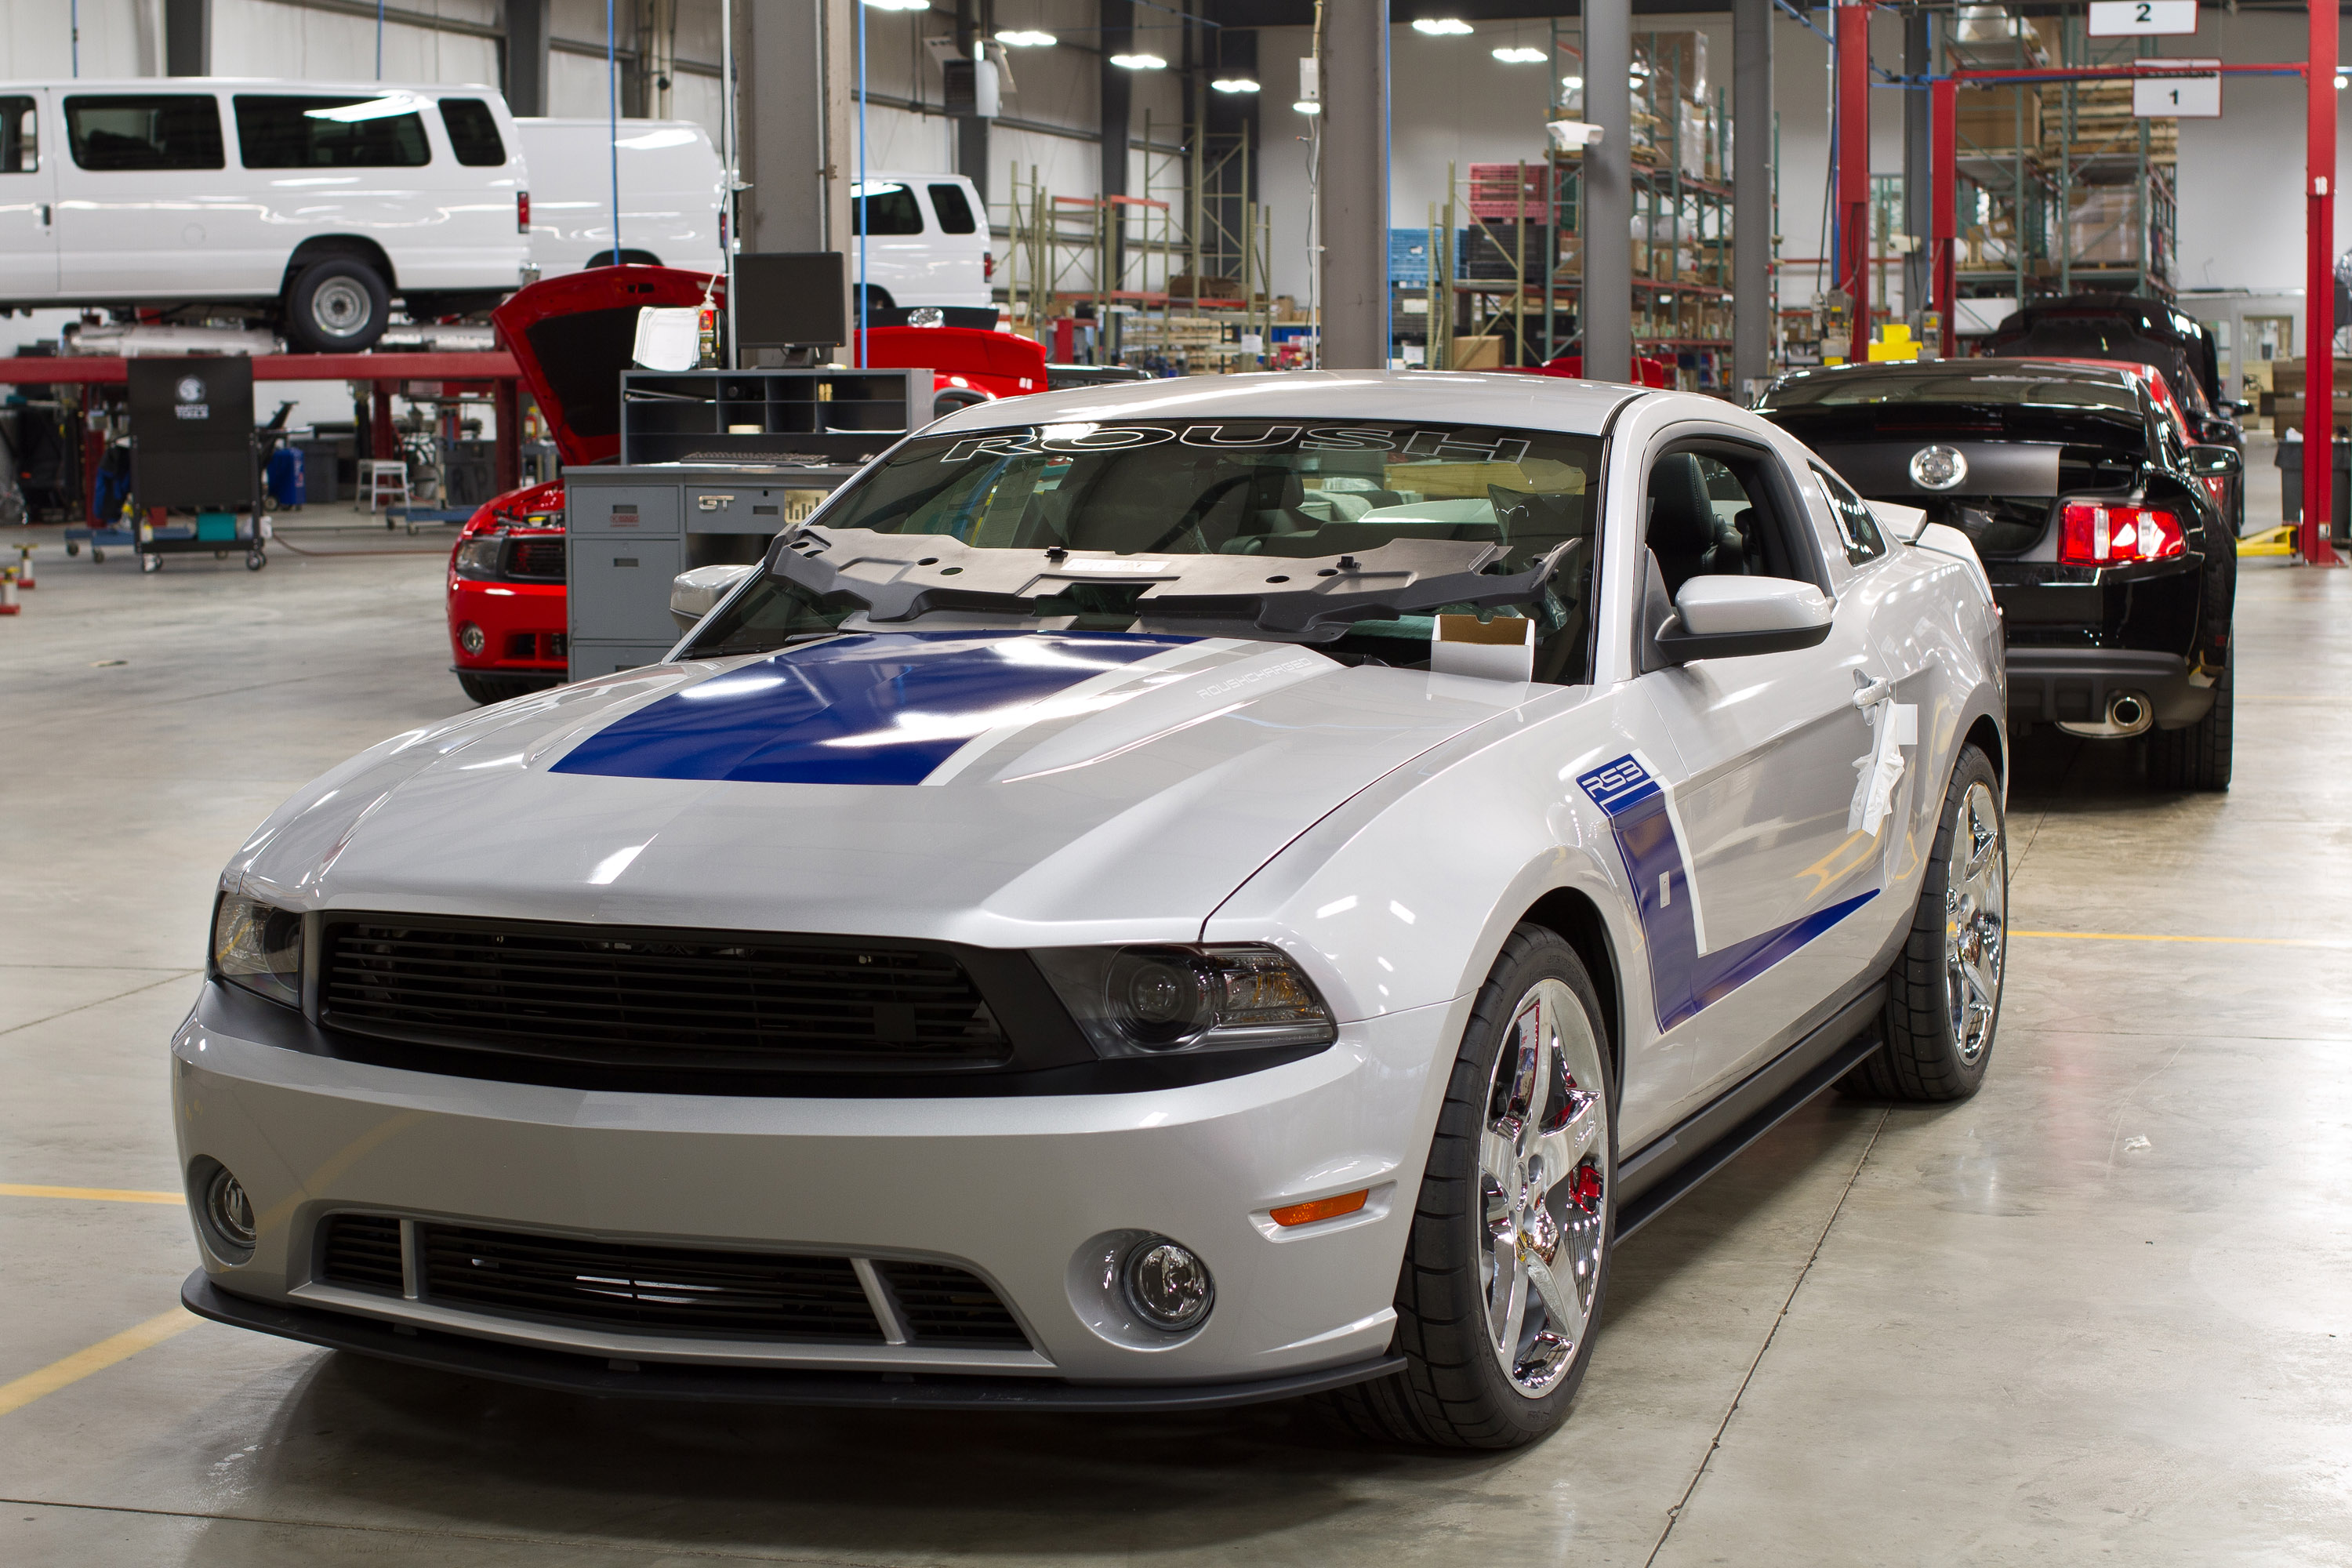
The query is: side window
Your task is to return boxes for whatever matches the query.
[65,95,224,171]
[0,97,36,173]
[437,98,506,167]
[1810,465,1888,564]
[1643,443,1820,601]
[927,182,978,234]
[851,181,925,236]
[234,95,431,169]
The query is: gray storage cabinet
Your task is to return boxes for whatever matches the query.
[566,466,860,681]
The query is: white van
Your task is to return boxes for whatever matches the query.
[514,118,723,278]
[0,79,528,352]
[852,170,993,326]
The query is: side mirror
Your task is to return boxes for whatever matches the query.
[670,563,756,632]
[1653,575,1835,665]
[2186,445,2243,478]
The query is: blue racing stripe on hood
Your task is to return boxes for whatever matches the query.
[553,631,1197,786]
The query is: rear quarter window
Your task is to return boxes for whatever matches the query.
[234,95,431,168]
[1812,465,1889,564]
[66,94,224,171]
[927,183,978,234]
[437,99,506,167]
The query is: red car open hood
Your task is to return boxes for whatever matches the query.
[490,267,724,466]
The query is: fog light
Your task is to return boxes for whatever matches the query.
[459,622,486,654]
[202,1165,256,1252]
[1122,1236,1213,1331]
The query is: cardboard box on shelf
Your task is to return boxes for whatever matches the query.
[1957,85,2040,151]
[1164,274,1243,300]
[1451,336,1503,370]
[1640,30,1708,99]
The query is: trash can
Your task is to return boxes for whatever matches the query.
[2273,434,2352,530]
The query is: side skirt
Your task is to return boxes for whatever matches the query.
[1613,983,1886,1240]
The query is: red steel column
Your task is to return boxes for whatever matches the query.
[2307,8,2339,564]
[1836,3,1875,328]
[1932,76,1958,357]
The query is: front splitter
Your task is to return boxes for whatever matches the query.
[182,1272,1406,1411]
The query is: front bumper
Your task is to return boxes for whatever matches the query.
[2003,647,2215,731]
[448,577,567,674]
[171,991,1465,1392]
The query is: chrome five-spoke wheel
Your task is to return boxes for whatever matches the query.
[1945,778,2005,1064]
[1479,978,1610,1398]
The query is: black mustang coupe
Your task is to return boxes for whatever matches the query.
[1756,358,2238,790]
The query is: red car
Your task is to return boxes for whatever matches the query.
[447,270,1050,703]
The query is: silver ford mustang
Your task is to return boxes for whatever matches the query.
[176,373,2008,1449]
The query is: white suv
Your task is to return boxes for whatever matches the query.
[0,79,528,352]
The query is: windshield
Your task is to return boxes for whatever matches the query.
[1759,366,2141,415]
[685,419,1604,682]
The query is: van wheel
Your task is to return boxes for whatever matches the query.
[285,257,390,353]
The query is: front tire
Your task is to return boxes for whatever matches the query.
[284,256,390,354]
[1327,925,1613,1450]
[1844,743,2005,1103]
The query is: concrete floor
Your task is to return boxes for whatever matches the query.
[2,513,2348,1567]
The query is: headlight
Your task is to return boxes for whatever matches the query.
[212,894,303,1008]
[453,537,505,577]
[1033,943,1335,1058]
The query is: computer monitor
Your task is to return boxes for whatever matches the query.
[732,252,848,350]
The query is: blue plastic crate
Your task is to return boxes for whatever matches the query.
[1390,228,1433,286]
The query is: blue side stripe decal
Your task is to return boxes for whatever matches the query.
[1576,754,1876,1031]
[554,631,1196,786]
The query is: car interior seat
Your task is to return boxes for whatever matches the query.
[1646,455,1748,595]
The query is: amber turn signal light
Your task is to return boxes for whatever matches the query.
[1270,1189,1370,1228]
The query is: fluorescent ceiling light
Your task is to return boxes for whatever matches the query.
[1293,100,1322,114]
[1492,46,1546,64]
[1412,18,1473,35]
[1110,53,1167,70]
[303,93,426,122]
[1212,77,1261,93]
[1560,74,1584,89]
[996,29,1057,47]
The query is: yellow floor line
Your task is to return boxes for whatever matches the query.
[0,1184,181,1205]
[0,1309,199,1419]
[2013,929,2352,950]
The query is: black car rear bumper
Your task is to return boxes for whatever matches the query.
[2005,648,2215,730]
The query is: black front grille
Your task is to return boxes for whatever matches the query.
[319,1213,404,1294]
[321,916,1012,1074]
[877,1261,1029,1346]
[507,538,566,580]
[419,1225,884,1341]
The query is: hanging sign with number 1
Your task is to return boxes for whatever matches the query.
[2089,1,2200,37]
[2132,59,2221,118]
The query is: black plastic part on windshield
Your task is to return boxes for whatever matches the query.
[759,524,1585,641]
[183,1272,1408,1410]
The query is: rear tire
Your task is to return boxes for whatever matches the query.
[1843,743,2005,1103]
[1324,925,1613,1450]
[2148,658,2232,792]
[283,256,390,354]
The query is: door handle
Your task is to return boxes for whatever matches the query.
[1850,674,1893,710]
[37,203,50,227]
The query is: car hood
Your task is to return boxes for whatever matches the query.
[229,630,1543,946]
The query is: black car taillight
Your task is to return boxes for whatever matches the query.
[2056,502,2186,567]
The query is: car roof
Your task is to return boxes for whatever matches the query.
[922,369,1645,438]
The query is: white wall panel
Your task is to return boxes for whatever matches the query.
[0,0,162,78]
